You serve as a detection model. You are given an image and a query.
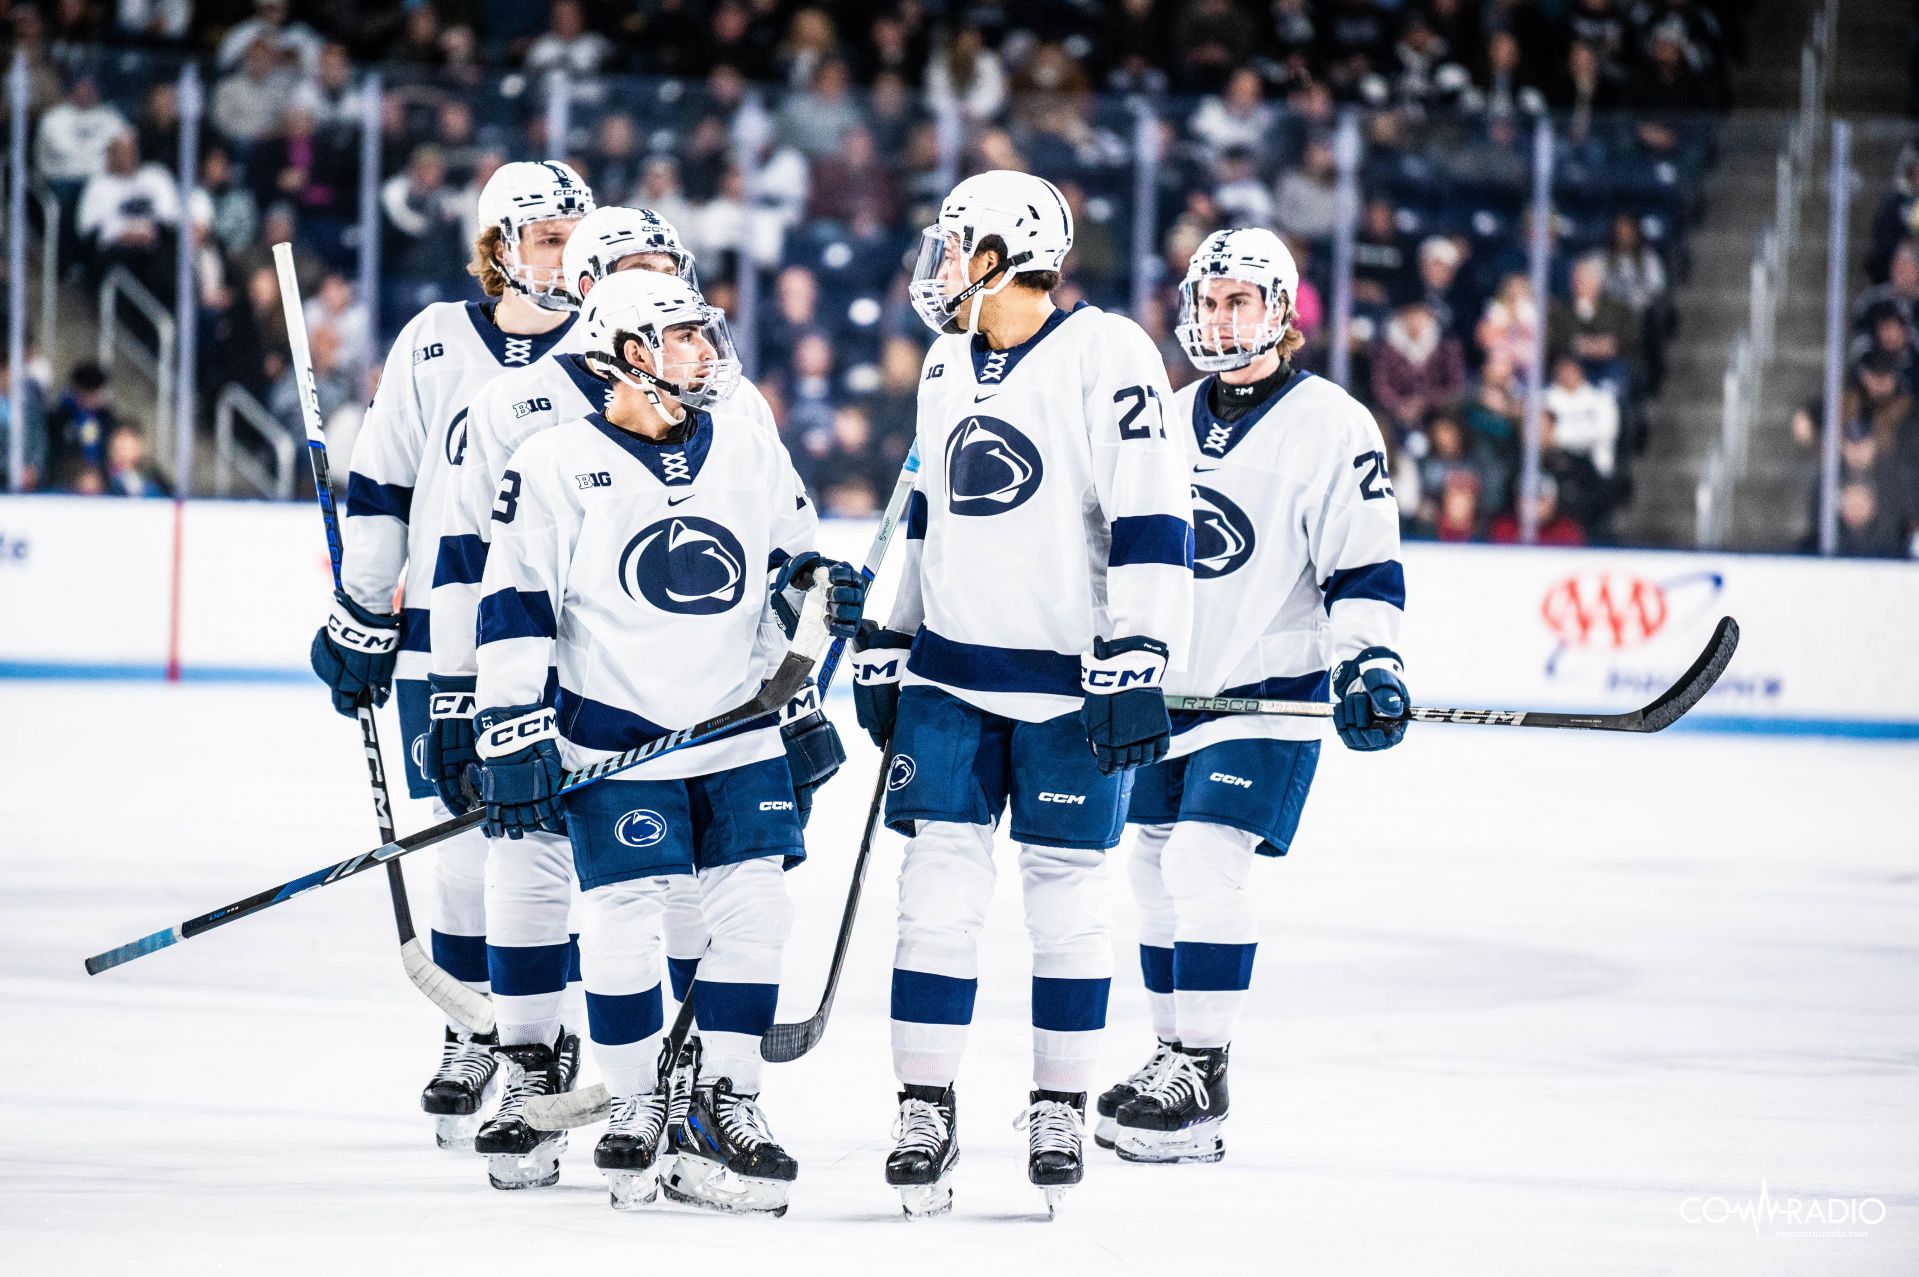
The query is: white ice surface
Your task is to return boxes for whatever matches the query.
[3,682,1916,1276]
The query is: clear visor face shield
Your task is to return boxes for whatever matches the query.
[1177,274,1289,372]
[910,227,1017,335]
[572,248,699,309]
[502,215,590,311]
[644,310,741,409]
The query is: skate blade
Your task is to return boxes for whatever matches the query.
[1114,1121,1225,1165]
[663,1155,791,1217]
[433,1112,482,1151]
[484,1133,567,1190]
[1041,1186,1069,1219]
[1092,1115,1118,1150]
[606,1166,662,1211]
[896,1174,954,1219]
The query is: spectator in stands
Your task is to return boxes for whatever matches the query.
[778,7,843,89]
[46,362,118,480]
[1213,146,1276,230]
[1840,350,1915,455]
[762,265,825,377]
[1409,410,1489,522]
[1424,469,1486,542]
[1490,472,1586,545]
[197,145,259,260]
[0,361,50,490]
[390,4,446,70]
[1602,213,1668,318]
[270,322,355,442]
[806,124,900,227]
[297,43,365,139]
[589,113,644,206]
[104,425,167,497]
[810,405,891,516]
[924,26,1006,126]
[1172,0,1258,92]
[526,0,615,78]
[1273,135,1340,247]
[1477,272,1541,376]
[35,73,127,200]
[1852,299,1918,385]
[251,105,354,249]
[1867,146,1919,285]
[1851,241,1919,348]
[132,80,181,173]
[781,329,839,486]
[868,334,922,469]
[1412,236,1469,337]
[217,0,323,75]
[1833,477,1909,558]
[113,0,193,47]
[1550,253,1641,387]
[1543,353,1621,480]
[1625,17,1716,156]
[213,37,294,150]
[380,145,464,282]
[1372,300,1466,439]
[77,130,179,296]
[1467,347,1526,461]
[1565,0,1631,75]
[635,158,698,252]
[1556,40,1624,143]
[1189,67,1274,166]
[1352,197,1410,309]
[1537,407,1616,533]
[304,273,374,376]
[777,58,863,160]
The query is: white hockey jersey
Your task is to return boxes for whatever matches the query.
[1164,368,1406,753]
[429,330,776,685]
[475,403,817,780]
[341,300,576,679]
[887,302,1194,723]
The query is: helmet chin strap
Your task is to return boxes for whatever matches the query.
[947,250,1028,334]
[594,349,689,425]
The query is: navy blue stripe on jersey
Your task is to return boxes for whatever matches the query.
[1109,513,1195,568]
[1322,560,1407,611]
[908,627,1081,698]
[969,300,1086,384]
[585,409,713,486]
[693,980,779,1035]
[905,488,928,540]
[345,474,413,522]
[555,685,771,753]
[1174,941,1257,992]
[1032,975,1111,1032]
[399,607,431,653]
[461,301,576,366]
[478,588,558,643]
[1190,369,1313,460]
[891,968,978,1025]
[433,533,488,587]
[487,940,573,996]
[1169,670,1329,734]
[585,985,664,1045]
[1140,944,1175,995]
[557,351,610,406]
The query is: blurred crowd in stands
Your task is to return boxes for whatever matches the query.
[0,0,1754,550]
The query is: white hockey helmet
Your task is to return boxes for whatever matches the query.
[580,268,740,414]
[910,169,1074,335]
[560,204,697,307]
[1177,227,1300,372]
[475,160,596,311]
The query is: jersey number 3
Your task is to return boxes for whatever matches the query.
[1353,450,1394,500]
[492,469,522,524]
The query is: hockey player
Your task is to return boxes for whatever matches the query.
[1097,228,1408,1165]
[852,170,1193,1216]
[426,204,823,1187]
[307,160,592,1149]
[472,268,864,1211]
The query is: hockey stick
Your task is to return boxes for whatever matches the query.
[272,243,494,1035]
[1165,616,1741,733]
[760,741,892,1062]
[814,439,919,696]
[527,970,701,1132]
[83,588,833,977]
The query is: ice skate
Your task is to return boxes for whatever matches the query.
[1014,1090,1086,1219]
[595,1090,671,1210]
[1094,1039,1175,1150]
[1115,1045,1229,1164]
[885,1084,958,1219]
[420,1027,498,1150]
[663,1077,797,1217]
[473,1032,579,1189]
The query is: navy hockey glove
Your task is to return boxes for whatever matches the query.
[771,552,866,639]
[851,622,914,748]
[472,705,567,839]
[309,589,399,718]
[779,682,845,827]
[1332,646,1409,752]
[424,674,480,815]
[1079,635,1172,775]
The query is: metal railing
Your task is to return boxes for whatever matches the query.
[212,383,296,498]
[30,182,57,347]
[96,265,177,486]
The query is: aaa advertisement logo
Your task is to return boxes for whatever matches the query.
[1539,569,1724,677]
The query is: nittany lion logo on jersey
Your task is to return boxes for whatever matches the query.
[1191,485,1256,579]
[444,407,469,466]
[617,516,747,615]
[614,809,668,849]
[887,754,917,792]
[944,415,1044,515]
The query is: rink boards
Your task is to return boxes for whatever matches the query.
[0,493,1914,737]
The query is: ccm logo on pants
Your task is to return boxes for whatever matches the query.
[1209,772,1253,788]
[1037,792,1086,805]
[759,800,795,812]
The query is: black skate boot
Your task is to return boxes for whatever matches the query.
[1094,1039,1176,1150]
[885,1084,959,1219]
[421,1027,498,1150]
[595,1090,671,1210]
[1114,1044,1229,1164]
[473,1031,580,1189]
[661,1035,702,1162]
[1014,1089,1086,1218]
[663,1077,799,1216]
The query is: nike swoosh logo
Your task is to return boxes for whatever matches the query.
[1195,465,1222,473]
[666,493,696,506]
[973,393,997,402]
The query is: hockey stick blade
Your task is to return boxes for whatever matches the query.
[528,982,698,1130]
[401,938,494,1034]
[84,590,832,977]
[1166,617,1739,733]
[759,745,892,1063]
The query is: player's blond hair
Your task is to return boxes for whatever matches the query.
[467,226,510,298]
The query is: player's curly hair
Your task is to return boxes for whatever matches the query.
[467,226,510,298]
